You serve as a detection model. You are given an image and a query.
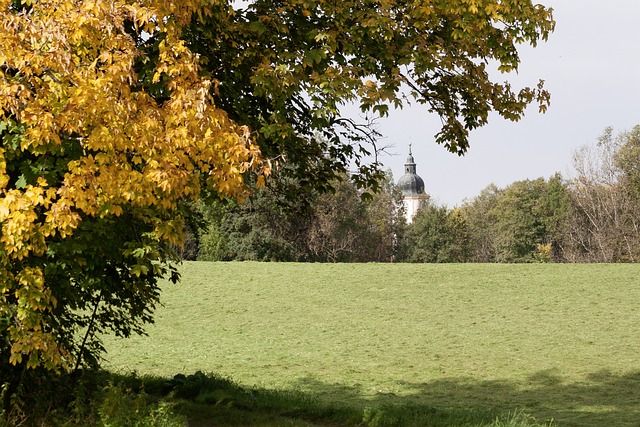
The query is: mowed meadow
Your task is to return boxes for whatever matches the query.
[104,262,640,426]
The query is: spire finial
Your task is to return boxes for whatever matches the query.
[409,143,412,155]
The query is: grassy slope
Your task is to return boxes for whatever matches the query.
[103,262,640,426]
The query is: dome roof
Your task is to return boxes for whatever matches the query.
[398,173,425,196]
[397,146,425,196]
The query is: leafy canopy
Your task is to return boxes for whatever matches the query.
[184,0,554,191]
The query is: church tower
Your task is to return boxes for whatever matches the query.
[397,145,426,223]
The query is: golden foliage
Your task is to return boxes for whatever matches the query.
[0,0,268,369]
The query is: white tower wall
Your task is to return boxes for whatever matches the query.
[404,196,423,224]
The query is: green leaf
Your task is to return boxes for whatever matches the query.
[131,248,146,259]
[15,174,27,189]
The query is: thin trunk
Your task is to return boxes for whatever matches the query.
[74,290,103,373]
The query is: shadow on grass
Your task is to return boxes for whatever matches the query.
[289,369,640,427]
[119,370,531,427]
[103,368,640,426]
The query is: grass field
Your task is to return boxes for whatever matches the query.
[103,262,640,426]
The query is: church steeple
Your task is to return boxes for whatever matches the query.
[397,144,425,197]
[397,144,427,223]
[404,143,417,175]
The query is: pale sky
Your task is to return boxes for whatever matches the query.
[374,1,640,207]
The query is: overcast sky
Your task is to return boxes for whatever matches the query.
[372,0,640,207]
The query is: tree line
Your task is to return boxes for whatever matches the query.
[193,126,640,263]
[189,171,405,263]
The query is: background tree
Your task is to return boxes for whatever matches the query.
[199,172,404,262]
[612,126,640,260]
[307,172,404,262]
[402,199,470,263]
[492,180,544,262]
[361,172,407,262]
[307,177,369,262]
[565,127,640,262]
[538,173,572,261]
[461,177,570,263]
[490,177,570,262]
[614,126,640,197]
[199,171,314,262]
[461,184,502,262]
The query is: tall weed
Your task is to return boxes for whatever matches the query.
[97,382,186,427]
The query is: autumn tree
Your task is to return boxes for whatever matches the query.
[0,0,269,381]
